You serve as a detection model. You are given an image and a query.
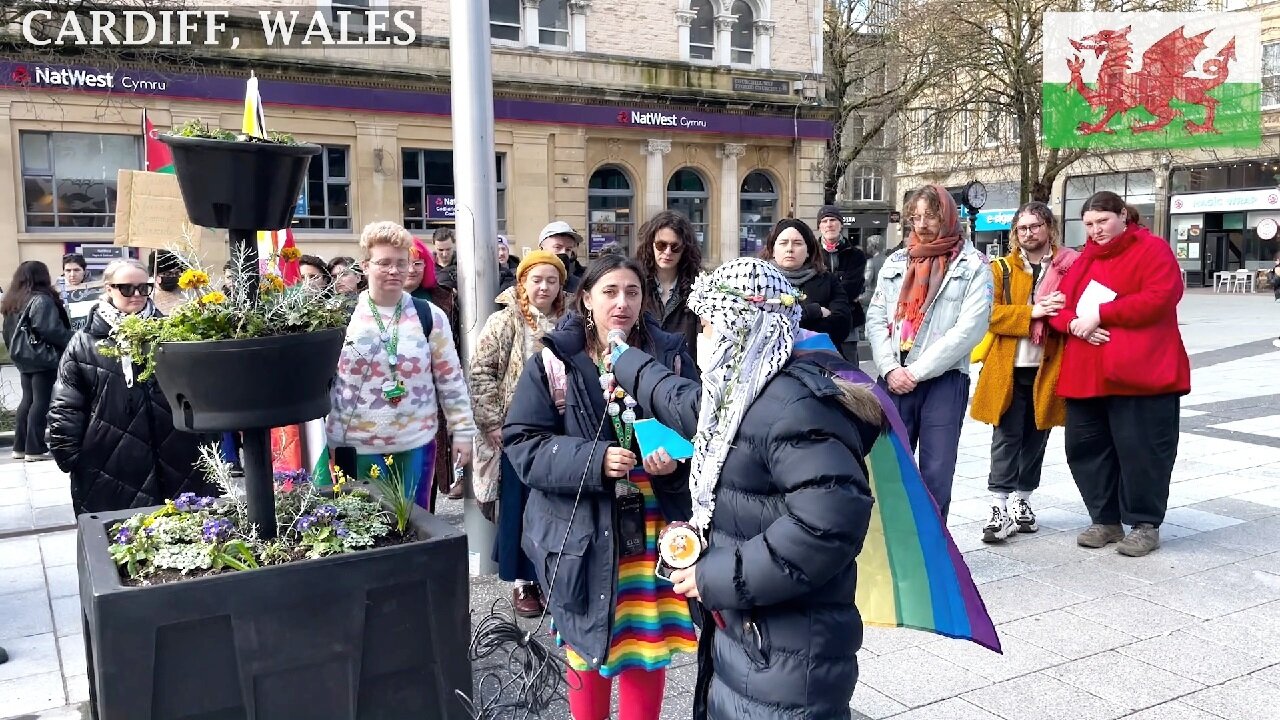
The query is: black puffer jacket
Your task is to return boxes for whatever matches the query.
[795,272,853,348]
[614,348,879,720]
[504,313,697,670]
[48,306,216,514]
[2,293,73,372]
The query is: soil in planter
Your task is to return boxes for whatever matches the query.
[118,526,421,587]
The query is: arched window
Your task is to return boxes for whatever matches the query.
[852,165,883,202]
[689,0,715,61]
[588,166,634,255]
[667,168,710,252]
[739,171,776,255]
[731,1,755,65]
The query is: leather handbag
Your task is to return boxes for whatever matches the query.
[6,299,61,370]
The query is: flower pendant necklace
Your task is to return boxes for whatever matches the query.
[367,295,407,405]
[597,357,637,450]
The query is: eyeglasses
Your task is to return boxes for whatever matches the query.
[654,240,684,255]
[110,283,154,298]
[1015,222,1046,235]
[410,261,425,270]
[907,213,941,226]
[368,259,409,271]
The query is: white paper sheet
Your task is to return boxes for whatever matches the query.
[1077,280,1117,318]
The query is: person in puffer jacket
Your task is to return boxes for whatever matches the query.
[611,257,880,720]
[48,259,215,514]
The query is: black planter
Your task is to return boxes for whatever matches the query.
[154,329,345,433]
[159,135,321,231]
[78,492,473,720]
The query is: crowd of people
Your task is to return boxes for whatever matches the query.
[0,188,1192,716]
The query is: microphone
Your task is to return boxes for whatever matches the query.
[607,329,627,350]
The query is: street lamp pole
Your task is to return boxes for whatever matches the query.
[451,0,499,576]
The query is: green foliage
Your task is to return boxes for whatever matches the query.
[169,118,298,145]
[363,457,417,535]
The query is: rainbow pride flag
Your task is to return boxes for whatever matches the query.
[793,331,1001,652]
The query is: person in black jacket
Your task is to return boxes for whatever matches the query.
[503,254,699,720]
[817,205,868,330]
[48,259,215,514]
[2,261,73,462]
[635,209,703,369]
[759,218,853,346]
[610,257,879,720]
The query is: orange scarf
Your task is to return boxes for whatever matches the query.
[894,185,963,353]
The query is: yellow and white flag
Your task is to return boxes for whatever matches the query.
[242,72,267,139]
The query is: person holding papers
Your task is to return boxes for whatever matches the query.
[1049,191,1190,557]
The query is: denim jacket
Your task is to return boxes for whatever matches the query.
[866,241,993,382]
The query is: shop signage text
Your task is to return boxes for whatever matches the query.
[13,65,168,92]
[426,195,455,220]
[731,78,791,95]
[1171,189,1280,214]
[618,110,709,129]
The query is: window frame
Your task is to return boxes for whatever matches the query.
[294,144,352,232]
[1264,41,1280,110]
[851,165,883,202]
[537,0,570,48]
[20,130,141,231]
[489,0,523,43]
[729,0,756,67]
[326,0,372,31]
[687,0,717,62]
[587,164,636,255]
[666,167,712,253]
[739,170,777,255]
[401,149,506,232]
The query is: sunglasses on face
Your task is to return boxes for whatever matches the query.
[110,283,154,298]
[654,240,684,255]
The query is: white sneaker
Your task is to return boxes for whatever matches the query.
[982,505,1016,543]
[1010,497,1038,533]
[23,453,51,463]
[10,451,24,460]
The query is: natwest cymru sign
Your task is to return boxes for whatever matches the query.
[10,63,168,92]
[616,109,708,129]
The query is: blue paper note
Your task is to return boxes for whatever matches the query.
[633,418,695,461]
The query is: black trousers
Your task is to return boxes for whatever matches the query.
[15,370,56,455]
[1065,394,1180,527]
[988,367,1051,495]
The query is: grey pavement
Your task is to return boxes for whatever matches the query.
[3,288,1280,719]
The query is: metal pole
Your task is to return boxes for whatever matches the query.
[450,0,499,576]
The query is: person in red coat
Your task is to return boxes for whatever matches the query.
[1048,190,1190,558]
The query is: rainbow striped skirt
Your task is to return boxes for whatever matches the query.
[559,469,697,677]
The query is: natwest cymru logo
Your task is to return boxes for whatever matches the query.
[10,66,31,85]
[616,109,708,129]
[4,64,169,93]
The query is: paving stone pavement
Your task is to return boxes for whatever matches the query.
[2,289,1279,719]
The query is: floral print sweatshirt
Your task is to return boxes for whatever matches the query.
[327,291,477,454]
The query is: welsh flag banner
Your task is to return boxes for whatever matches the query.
[1042,12,1262,149]
[142,109,175,174]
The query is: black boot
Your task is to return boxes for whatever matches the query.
[0,645,9,664]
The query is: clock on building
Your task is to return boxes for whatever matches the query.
[963,180,987,211]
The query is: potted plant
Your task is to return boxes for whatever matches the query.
[79,449,473,720]
[160,119,321,231]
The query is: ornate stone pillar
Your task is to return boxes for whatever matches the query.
[568,0,591,52]
[644,139,672,219]
[521,0,540,47]
[754,20,775,70]
[675,10,696,62]
[718,143,747,263]
[715,16,735,66]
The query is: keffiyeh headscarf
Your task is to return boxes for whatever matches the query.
[686,258,802,531]
[96,298,159,387]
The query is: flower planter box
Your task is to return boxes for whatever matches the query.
[78,496,473,720]
[154,329,346,433]
[159,135,321,231]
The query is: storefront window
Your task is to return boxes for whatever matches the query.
[402,150,506,233]
[588,165,634,255]
[667,168,710,253]
[1061,171,1155,248]
[20,131,139,230]
[1171,162,1279,194]
[295,145,351,231]
[739,171,776,255]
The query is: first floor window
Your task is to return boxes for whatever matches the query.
[1264,42,1280,108]
[689,0,715,60]
[539,0,569,47]
[739,171,776,255]
[490,0,521,41]
[852,165,883,202]
[295,145,351,230]
[730,1,755,65]
[21,131,139,229]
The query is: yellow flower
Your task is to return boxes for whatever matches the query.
[279,246,302,262]
[178,269,209,290]
[261,274,285,292]
[778,293,796,307]
[199,291,226,305]
[384,455,394,467]
[369,465,382,479]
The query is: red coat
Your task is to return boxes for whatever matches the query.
[1048,226,1190,399]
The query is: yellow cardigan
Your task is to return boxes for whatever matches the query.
[970,249,1067,430]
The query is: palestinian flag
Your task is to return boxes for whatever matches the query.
[142,109,175,174]
[1042,11,1262,149]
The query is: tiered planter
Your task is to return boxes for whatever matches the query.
[79,132,473,720]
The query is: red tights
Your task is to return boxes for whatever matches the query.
[566,667,666,720]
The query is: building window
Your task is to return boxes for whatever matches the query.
[490,0,521,41]
[852,165,883,202]
[667,168,710,252]
[689,0,715,61]
[328,0,371,30]
[1062,171,1155,248]
[730,1,755,65]
[20,131,139,230]
[588,166,634,255]
[295,145,351,230]
[1265,42,1280,109]
[739,171,776,255]
[402,150,506,232]
[539,0,569,47]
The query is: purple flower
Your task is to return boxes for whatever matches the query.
[295,514,316,532]
[334,522,349,538]
[314,504,339,522]
[174,493,216,512]
[114,526,134,545]
[201,518,234,544]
